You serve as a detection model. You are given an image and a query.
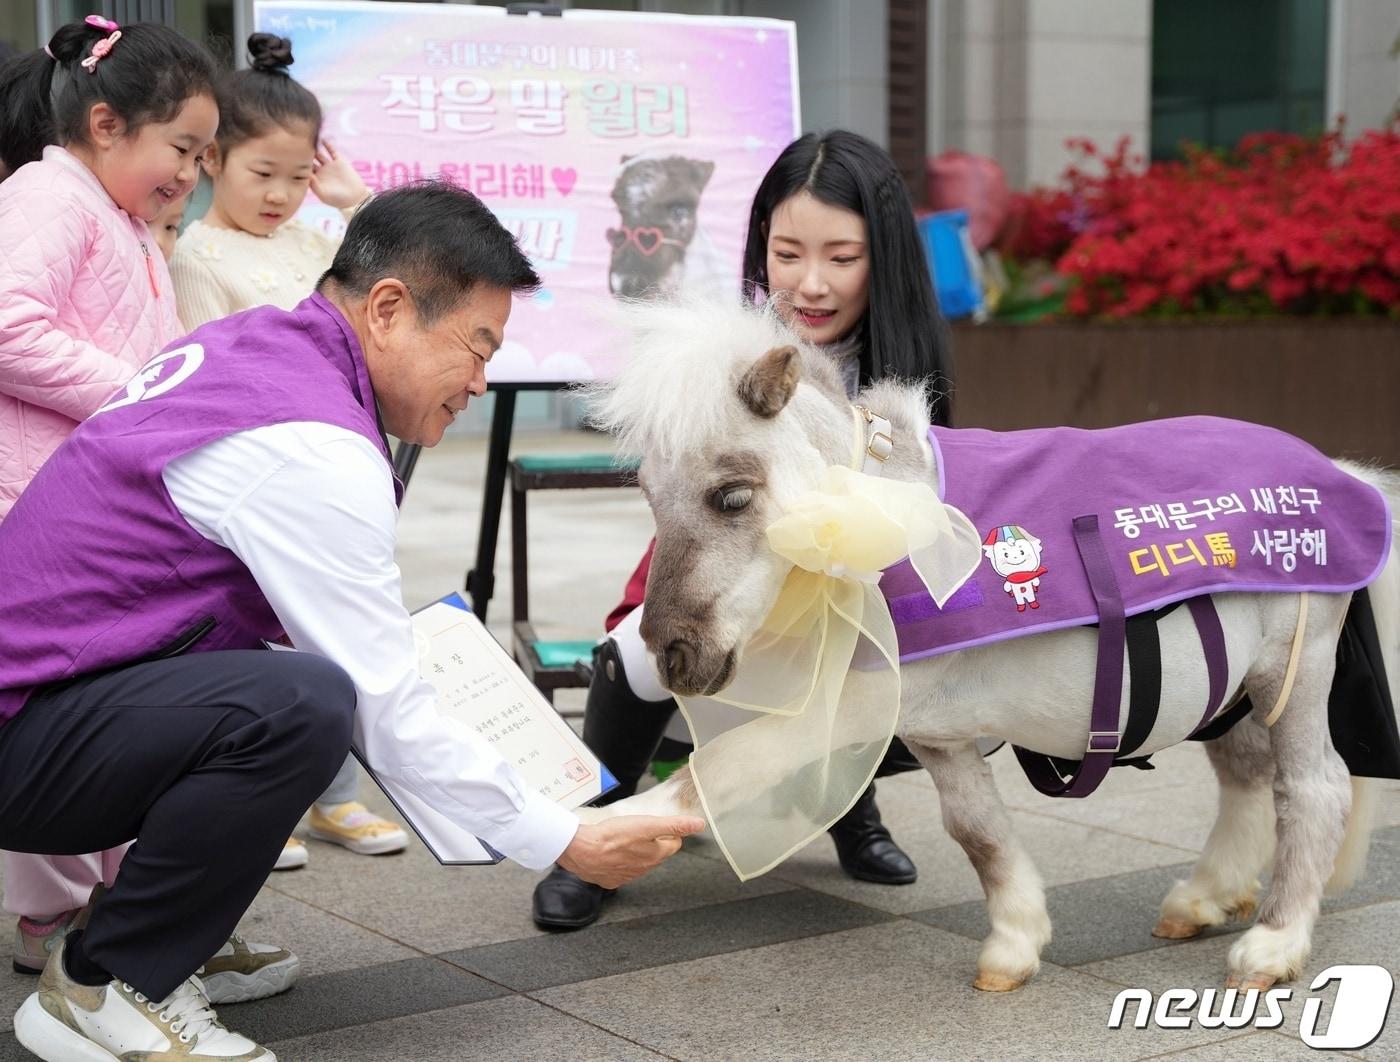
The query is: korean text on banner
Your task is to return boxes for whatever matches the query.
[254,0,801,384]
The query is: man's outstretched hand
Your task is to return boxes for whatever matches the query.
[557,815,706,890]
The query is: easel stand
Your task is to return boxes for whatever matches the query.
[394,383,640,707]
[393,384,549,623]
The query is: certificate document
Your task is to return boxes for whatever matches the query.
[358,593,616,864]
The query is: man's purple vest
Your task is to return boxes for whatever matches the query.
[0,294,395,723]
[881,418,1393,662]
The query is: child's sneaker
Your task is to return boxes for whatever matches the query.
[273,837,308,871]
[308,802,408,856]
[13,934,273,1061]
[13,909,81,975]
[198,934,299,1005]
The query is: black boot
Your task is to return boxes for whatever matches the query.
[532,640,678,931]
[532,865,614,930]
[581,639,678,807]
[875,736,924,777]
[828,783,917,885]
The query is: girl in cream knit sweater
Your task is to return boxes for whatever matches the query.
[171,35,370,331]
[171,32,407,871]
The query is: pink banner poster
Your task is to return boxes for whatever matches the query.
[253,1,800,384]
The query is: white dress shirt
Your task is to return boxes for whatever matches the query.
[163,419,579,870]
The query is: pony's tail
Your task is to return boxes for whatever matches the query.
[1326,775,1377,895]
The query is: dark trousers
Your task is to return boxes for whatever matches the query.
[0,650,355,1000]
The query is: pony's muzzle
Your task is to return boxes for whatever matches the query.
[659,639,736,697]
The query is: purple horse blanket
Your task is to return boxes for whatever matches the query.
[881,416,1392,663]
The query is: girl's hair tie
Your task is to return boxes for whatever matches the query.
[80,31,121,73]
[80,15,122,73]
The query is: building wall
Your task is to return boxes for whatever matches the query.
[738,0,889,145]
[933,0,1395,190]
[1331,0,1400,131]
[935,0,1152,189]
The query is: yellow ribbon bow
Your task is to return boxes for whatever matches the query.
[677,463,982,880]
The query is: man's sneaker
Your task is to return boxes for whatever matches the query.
[14,909,81,974]
[272,837,308,871]
[308,801,408,856]
[13,935,273,1061]
[12,897,295,1006]
[198,934,299,1005]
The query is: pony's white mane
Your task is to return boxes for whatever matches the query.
[586,296,816,461]
[585,295,936,463]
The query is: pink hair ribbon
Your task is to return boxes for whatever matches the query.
[80,15,121,73]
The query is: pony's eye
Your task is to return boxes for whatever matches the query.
[711,486,753,513]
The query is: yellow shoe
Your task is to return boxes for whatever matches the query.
[273,837,308,871]
[308,802,408,856]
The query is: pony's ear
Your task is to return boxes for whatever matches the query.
[738,345,800,418]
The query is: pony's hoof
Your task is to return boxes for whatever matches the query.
[973,972,1026,993]
[1152,917,1204,940]
[1226,973,1277,992]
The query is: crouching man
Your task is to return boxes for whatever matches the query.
[0,181,702,1062]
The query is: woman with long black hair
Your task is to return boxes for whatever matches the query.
[534,130,953,929]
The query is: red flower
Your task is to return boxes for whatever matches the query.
[1004,126,1400,318]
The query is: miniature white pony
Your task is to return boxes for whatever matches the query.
[581,298,1400,994]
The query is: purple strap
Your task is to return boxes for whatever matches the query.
[1013,521,1232,798]
[1186,596,1229,733]
[1015,514,1125,798]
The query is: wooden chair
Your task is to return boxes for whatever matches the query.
[509,452,640,708]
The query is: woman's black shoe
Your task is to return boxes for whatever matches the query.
[827,783,917,885]
[530,641,675,932]
[531,865,614,931]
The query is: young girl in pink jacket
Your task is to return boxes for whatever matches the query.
[0,16,216,978]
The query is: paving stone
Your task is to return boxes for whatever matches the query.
[913,828,1400,969]
[233,886,419,979]
[272,834,788,955]
[1080,900,1400,1060]
[536,920,1264,1061]
[733,775,1198,916]
[268,993,668,1061]
[444,889,893,992]
[219,956,507,1045]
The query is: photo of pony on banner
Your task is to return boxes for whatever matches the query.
[253,1,800,383]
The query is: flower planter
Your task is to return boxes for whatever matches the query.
[949,319,1400,466]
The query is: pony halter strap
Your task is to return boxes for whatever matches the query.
[851,405,894,477]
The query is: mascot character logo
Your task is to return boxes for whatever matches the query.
[982,524,1047,613]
